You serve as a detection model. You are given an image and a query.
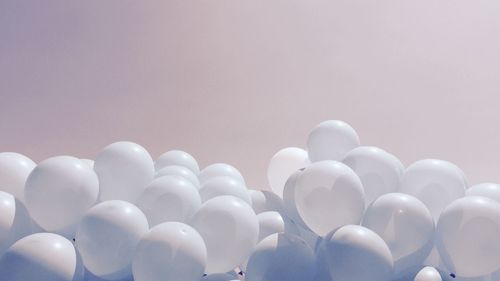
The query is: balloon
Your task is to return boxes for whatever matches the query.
[76,200,149,280]
[466,183,500,203]
[342,146,404,206]
[436,196,500,278]
[24,156,99,235]
[199,163,245,185]
[257,211,285,241]
[245,233,317,281]
[362,193,434,276]
[249,189,285,215]
[155,165,200,188]
[155,150,200,175]
[306,120,360,163]
[0,233,78,281]
[199,176,250,204]
[267,147,309,197]
[414,267,442,281]
[202,273,241,281]
[0,152,36,201]
[94,141,154,203]
[190,195,259,274]
[132,222,207,281]
[81,159,95,169]
[136,175,201,227]
[399,159,467,220]
[282,169,310,230]
[294,161,365,236]
[0,191,33,255]
[320,225,393,281]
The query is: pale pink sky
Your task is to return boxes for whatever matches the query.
[1,0,500,188]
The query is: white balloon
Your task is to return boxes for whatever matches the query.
[190,195,259,274]
[94,141,154,203]
[25,156,99,235]
[249,189,285,215]
[267,147,309,197]
[199,176,250,204]
[0,233,77,281]
[362,193,434,276]
[246,233,317,281]
[81,159,95,169]
[199,163,245,186]
[0,152,36,202]
[436,196,500,278]
[320,225,393,281]
[294,161,365,236]
[132,222,207,281]
[0,191,33,255]
[414,267,443,281]
[306,120,360,163]
[466,183,500,203]
[399,159,467,221]
[155,150,200,175]
[155,165,201,188]
[202,273,241,281]
[282,169,310,230]
[136,175,201,227]
[342,146,404,206]
[76,200,149,280]
[257,211,285,241]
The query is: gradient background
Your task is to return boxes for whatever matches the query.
[1,0,500,189]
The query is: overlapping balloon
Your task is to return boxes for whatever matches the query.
[0,120,499,281]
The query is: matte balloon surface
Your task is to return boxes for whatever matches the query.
[199,176,250,203]
[0,191,33,255]
[155,165,200,188]
[155,150,200,174]
[466,183,500,203]
[249,189,285,215]
[199,163,245,185]
[414,267,443,281]
[0,152,36,201]
[267,147,309,197]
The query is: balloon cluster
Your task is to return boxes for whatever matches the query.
[0,120,499,281]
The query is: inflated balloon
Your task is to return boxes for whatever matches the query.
[249,189,285,215]
[24,156,99,235]
[0,233,78,281]
[199,163,245,185]
[362,193,434,276]
[136,175,201,227]
[257,211,285,241]
[342,146,404,206]
[414,267,442,281]
[267,147,309,197]
[0,191,33,255]
[199,176,250,204]
[320,225,393,281]
[81,159,95,169]
[155,165,200,188]
[282,169,310,230]
[94,141,154,203]
[190,195,259,274]
[466,183,500,203]
[306,120,360,163]
[132,222,207,281]
[399,159,467,220]
[76,200,149,280]
[155,150,200,175]
[202,273,240,281]
[246,233,316,281]
[436,196,500,278]
[0,152,36,201]
[294,161,365,236]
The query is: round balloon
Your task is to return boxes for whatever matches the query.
[199,176,250,204]
[342,146,404,206]
[246,233,316,281]
[414,267,442,281]
[136,175,201,227]
[94,141,154,203]
[466,183,500,203]
[257,211,285,241]
[199,163,245,185]
[399,159,467,220]
[0,152,36,201]
[362,193,434,276]
[306,120,360,163]
[81,159,95,169]
[282,169,310,230]
[249,189,285,215]
[0,233,77,281]
[190,195,259,274]
[436,196,500,278]
[132,222,207,281]
[0,191,33,255]
[76,200,149,280]
[155,165,200,188]
[294,161,365,236]
[24,156,99,234]
[321,225,393,281]
[202,273,240,281]
[267,147,309,197]
[155,150,200,175]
